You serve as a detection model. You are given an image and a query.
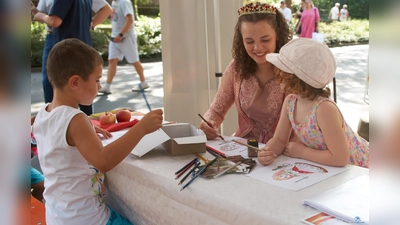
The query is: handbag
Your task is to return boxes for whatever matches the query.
[314,7,318,33]
[312,7,323,42]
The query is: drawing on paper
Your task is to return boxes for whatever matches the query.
[219,139,245,151]
[272,162,328,181]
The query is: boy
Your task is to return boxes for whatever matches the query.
[32,38,163,224]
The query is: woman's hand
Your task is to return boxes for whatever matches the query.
[199,120,219,140]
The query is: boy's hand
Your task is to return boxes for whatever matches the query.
[94,126,112,139]
[138,109,163,134]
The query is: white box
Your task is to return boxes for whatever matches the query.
[161,123,207,156]
[127,123,206,157]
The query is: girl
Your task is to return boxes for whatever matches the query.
[199,2,292,144]
[258,38,369,168]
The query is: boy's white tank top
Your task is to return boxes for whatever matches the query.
[33,104,110,225]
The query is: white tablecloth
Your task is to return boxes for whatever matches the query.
[104,146,368,225]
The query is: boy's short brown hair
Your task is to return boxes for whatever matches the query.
[47,38,103,89]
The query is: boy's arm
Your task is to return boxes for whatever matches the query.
[67,109,163,172]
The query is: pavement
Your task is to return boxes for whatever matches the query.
[31,44,369,132]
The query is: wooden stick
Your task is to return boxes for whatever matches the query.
[232,139,277,157]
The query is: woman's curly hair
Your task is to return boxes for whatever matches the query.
[232,5,292,80]
[274,67,331,100]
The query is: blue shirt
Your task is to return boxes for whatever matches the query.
[50,0,93,46]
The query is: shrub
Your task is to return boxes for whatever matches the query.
[31,15,162,67]
[318,19,369,45]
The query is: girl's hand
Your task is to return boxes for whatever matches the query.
[199,120,219,140]
[283,141,305,158]
[258,147,276,166]
[94,126,112,139]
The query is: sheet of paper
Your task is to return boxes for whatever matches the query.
[101,128,170,157]
[303,175,369,224]
[206,136,265,158]
[130,129,170,157]
[301,212,349,225]
[246,157,350,191]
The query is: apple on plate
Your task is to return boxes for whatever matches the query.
[116,109,131,123]
[99,112,116,125]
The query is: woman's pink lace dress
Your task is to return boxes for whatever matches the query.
[204,60,285,144]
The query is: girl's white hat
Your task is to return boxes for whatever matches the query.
[266,38,336,88]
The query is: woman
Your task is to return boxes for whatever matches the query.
[296,0,320,38]
[199,2,292,144]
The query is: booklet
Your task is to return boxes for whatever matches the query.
[303,175,369,224]
[301,212,349,225]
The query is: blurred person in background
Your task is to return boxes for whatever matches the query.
[31,0,112,115]
[295,0,320,38]
[328,2,340,22]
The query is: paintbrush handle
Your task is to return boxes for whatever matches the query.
[213,161,242,179]
[232,139,277,157]
[198,113,226,142]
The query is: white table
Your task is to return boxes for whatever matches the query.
[104,146,368,225]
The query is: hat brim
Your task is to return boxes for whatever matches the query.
[266,53,293,74]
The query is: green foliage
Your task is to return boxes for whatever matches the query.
[31,15,162,67]
[31,22,46,67]
[318,19,369,45]
[135,15,162,56]
[311,0,369,20]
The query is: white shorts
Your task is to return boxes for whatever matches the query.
[108,34,140,63]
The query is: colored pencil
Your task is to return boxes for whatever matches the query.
[197,113,226,142]
[194,152,208,163]
[178,161,200,185]
[206,146,226,158]
[180,157,218,191]
[175,158,197,175]
[213,161,242,179]
[232,139,277,157]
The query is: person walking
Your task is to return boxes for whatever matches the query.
[98,0,148,95]
[295,0,320,39]
[328,3,340,22]
[340,5,350,22]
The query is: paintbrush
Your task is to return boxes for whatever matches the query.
[197,113,226,143]
[232,139,277,157]
[213,161,242,179]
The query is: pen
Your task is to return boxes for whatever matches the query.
[180,157,218,191]
[232,139,277,157]
[197,113,226,143]
[175,158,197,175]
[213,161,242,179]
[178,161,200,185]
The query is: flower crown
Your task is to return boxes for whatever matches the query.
[238,2,277,16]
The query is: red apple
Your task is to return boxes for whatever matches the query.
[116,109,131,123]
[99,112,116,125]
